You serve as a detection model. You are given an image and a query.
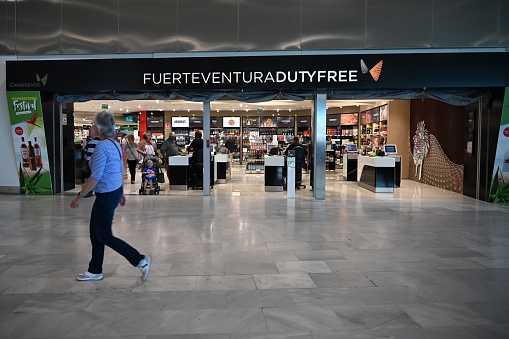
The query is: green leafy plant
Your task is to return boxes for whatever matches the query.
[19,162,52,195]
[489,167,509,203]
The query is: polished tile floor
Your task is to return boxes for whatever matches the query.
[1,165,509,338]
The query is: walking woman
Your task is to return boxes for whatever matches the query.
[124,134,138,184]
[70,111,151,281]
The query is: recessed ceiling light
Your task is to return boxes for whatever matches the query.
[187,109,190,112]
[289,109,292,112]
[173,109,176,112]
[120,108,123,111]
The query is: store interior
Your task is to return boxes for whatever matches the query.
[72,97,463,197]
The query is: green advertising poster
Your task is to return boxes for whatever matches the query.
[7,91,53,194]
[489,87,509,203]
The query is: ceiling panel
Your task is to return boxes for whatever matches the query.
[301,0,365,50]
[62,0,118,54]
[179,0,238,52]
[433,0,499,47]
[119,0,178,53]
[366,0,432,48]
[15,0,61,55]
[238,0,301,51]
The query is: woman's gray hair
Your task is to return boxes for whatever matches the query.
[94,111,116,137]
[142,132,151,140]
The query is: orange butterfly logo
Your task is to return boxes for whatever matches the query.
[361,59,383,81]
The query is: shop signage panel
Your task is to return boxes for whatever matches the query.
[277,116,294,128]
[147,116,163,127]
[371,107,380,123]
[223,116,240,128]
[297,116,311,127]
[210,117,222,128]
[326,114,341,127]
[243,116,259,128]
[380,105,388,121]
[361,112,371,124]
[7,91,53,194]
[172,116,189,127]
[260,116,277,128]
[190,116,203,128]
[341,113,358,126]
[7,53,508,92]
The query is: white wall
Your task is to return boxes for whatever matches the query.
[0,57,22,192]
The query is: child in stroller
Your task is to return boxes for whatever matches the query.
[139,155,162,195]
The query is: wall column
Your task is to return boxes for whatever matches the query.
[203,102,211,196]
[313,92,326,200]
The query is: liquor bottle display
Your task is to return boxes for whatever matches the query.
[21,137,29,168]
[28,141,36,170]
[34,137,43,168]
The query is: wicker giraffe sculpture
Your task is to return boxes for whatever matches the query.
[413,121,430,180]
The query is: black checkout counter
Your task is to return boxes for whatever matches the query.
[343,153,402,193]
[214,154,231,184]
[264,156,285,191]
[167,153,231,190]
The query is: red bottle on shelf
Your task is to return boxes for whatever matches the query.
[34,137,43,168]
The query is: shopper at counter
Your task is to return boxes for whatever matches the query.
[161,132,179,182]
[225,136,235,153]
[124,134,138,184]
[187,130,203,161]
[70,111,151,282]
[285,136,308,156]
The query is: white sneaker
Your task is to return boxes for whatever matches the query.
[76,271,103,281]
[137,255,151,281]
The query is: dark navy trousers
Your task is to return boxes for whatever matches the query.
[88,186,143,274]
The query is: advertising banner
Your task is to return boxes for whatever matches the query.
[222,117,240,128]
[172,116,189,127]
[210,117,222,128]
[190,116,203,128]
[277,116,295,128]
[489,88,509,203]
[260,116,277,128]
[7,91,53,194]
[341,113,358,126]
[243,116,259,128]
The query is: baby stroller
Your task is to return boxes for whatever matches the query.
[138,154,162,195]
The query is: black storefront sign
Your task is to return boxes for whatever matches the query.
[243,116,259,128]
[147,116,163,127]
[297,116,311,128]
[210,117,222,128]
[190,116,203,128]
[371,107,380,123]
[6,53,508,92]
[326,114,341,127]
[276,116,294,128]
